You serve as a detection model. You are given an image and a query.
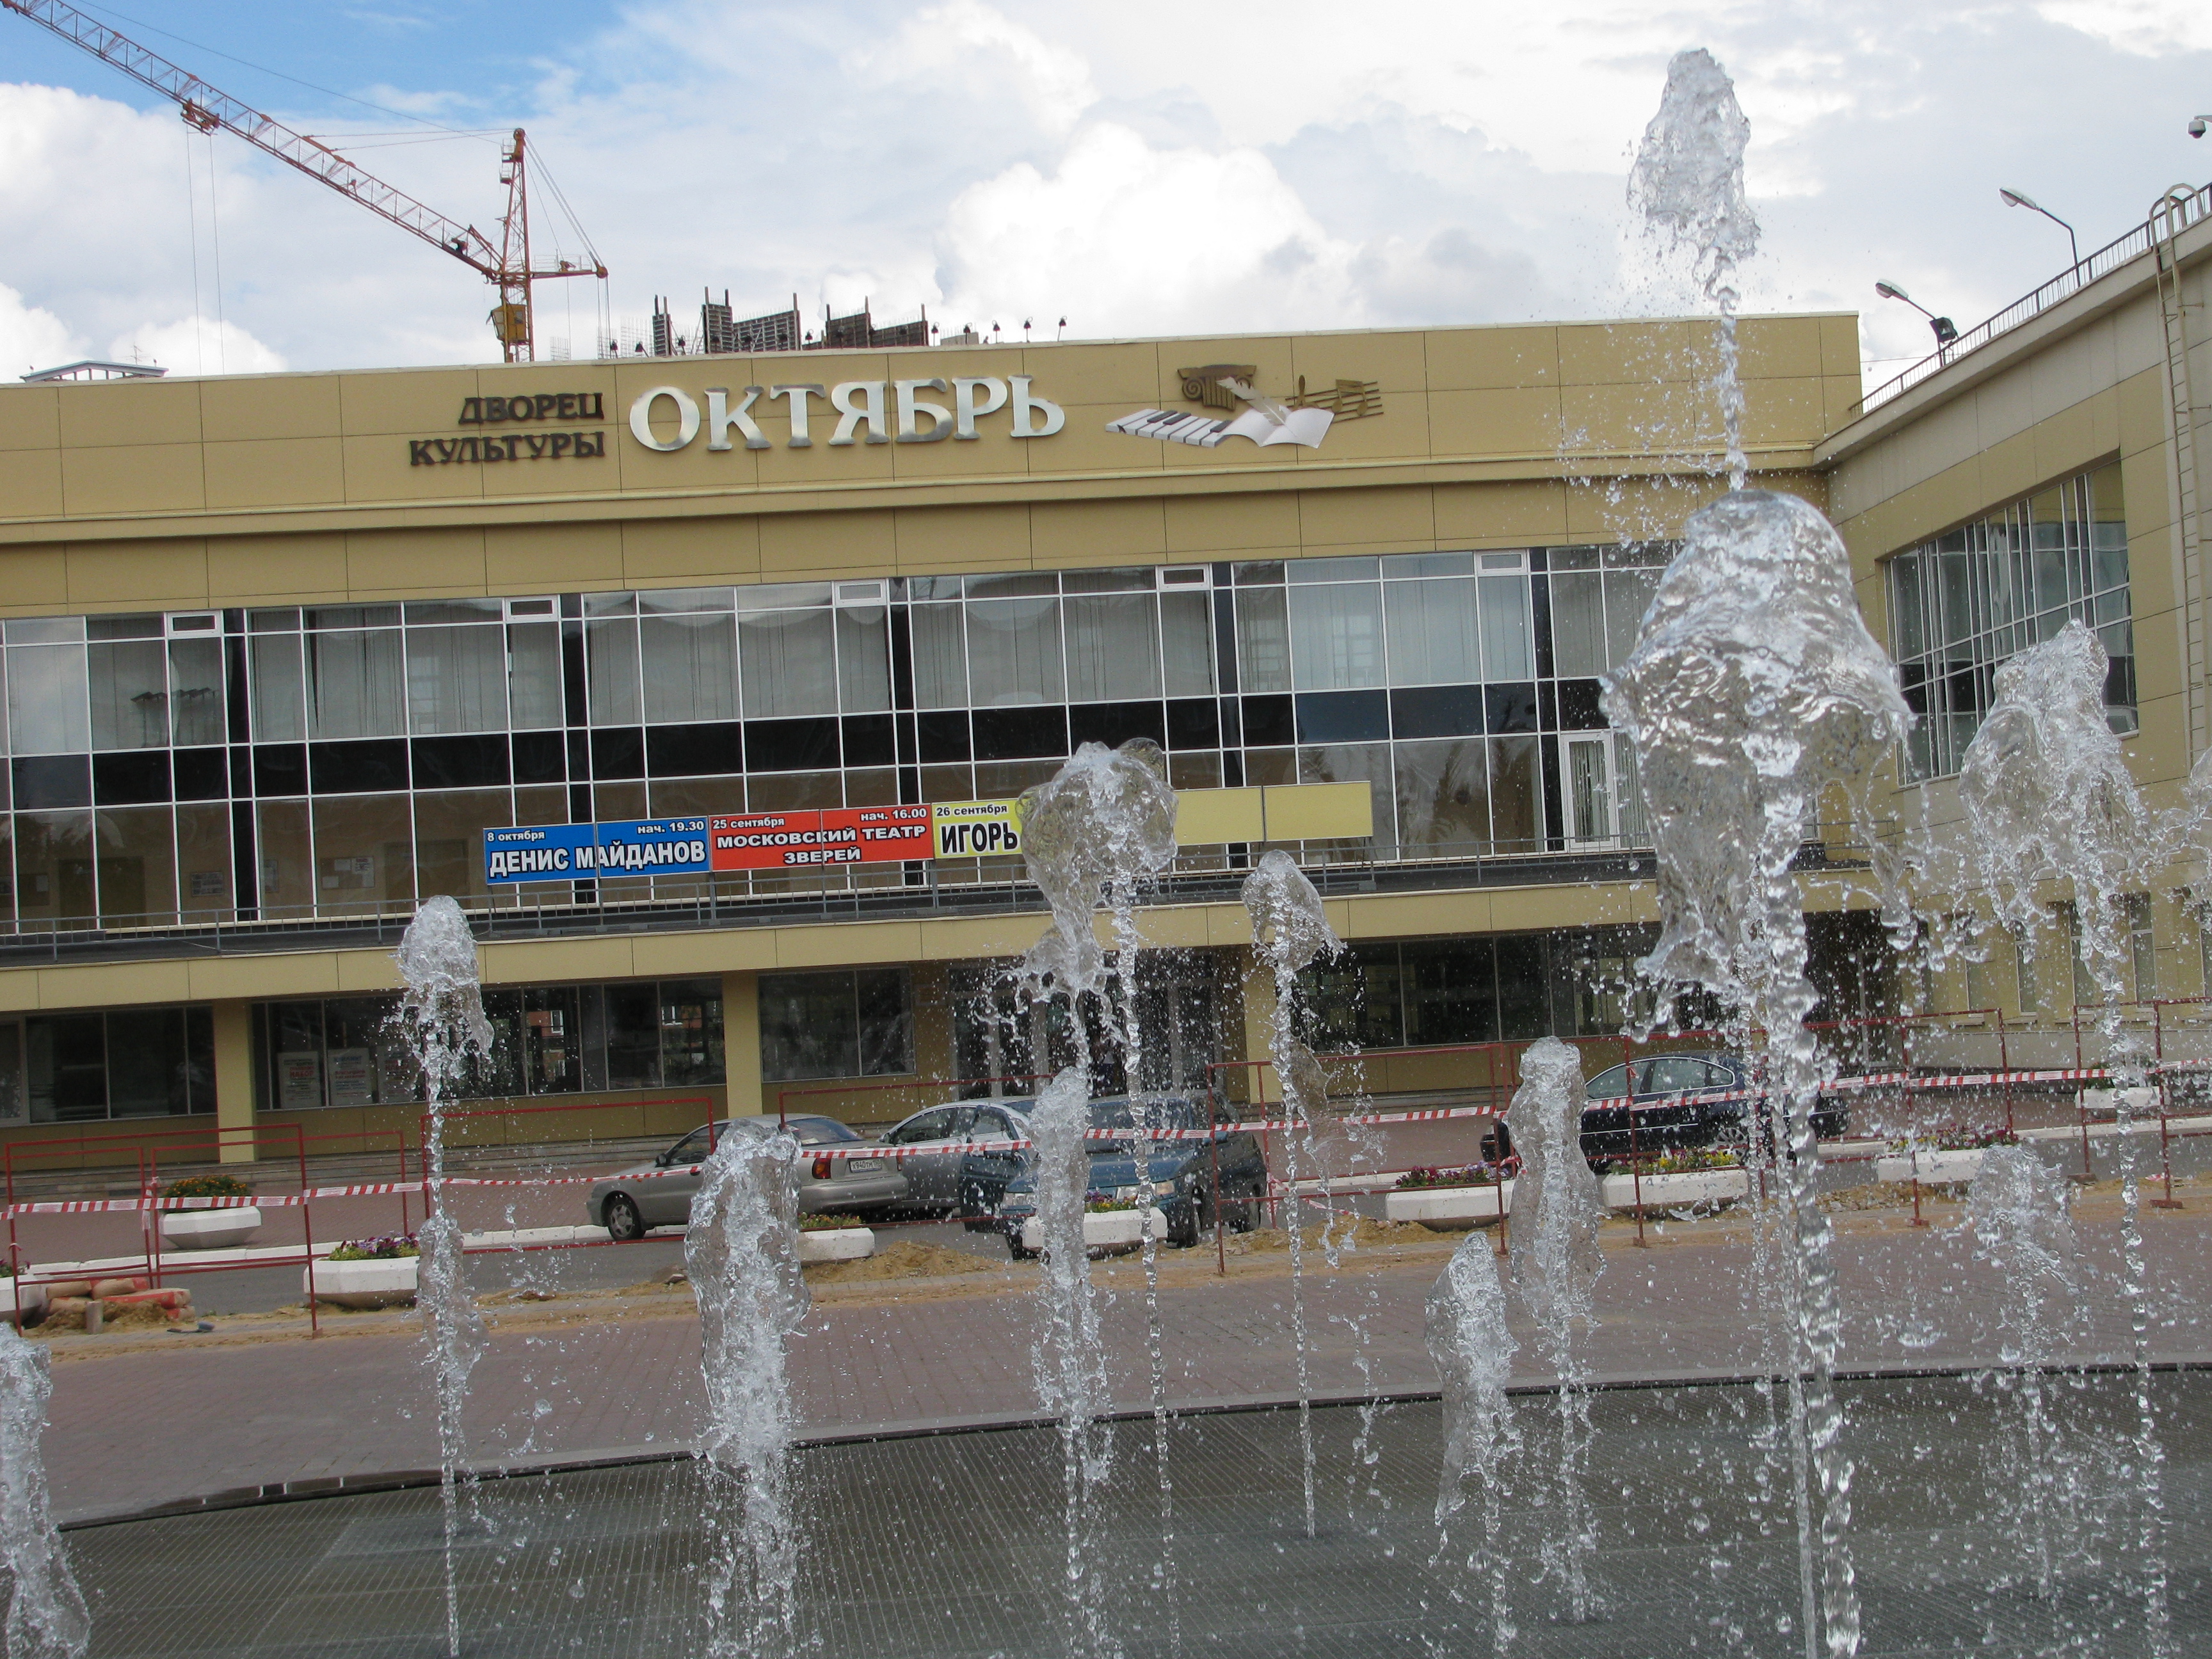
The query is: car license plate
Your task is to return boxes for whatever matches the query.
[843,1157,878,1172]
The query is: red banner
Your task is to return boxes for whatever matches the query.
[709,805,932,870]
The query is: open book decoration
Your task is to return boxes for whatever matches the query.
[1108,376,1335,449]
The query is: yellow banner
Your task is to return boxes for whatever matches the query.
[931,799,1024,858]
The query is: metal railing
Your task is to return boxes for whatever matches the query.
[1855,182,2211,418]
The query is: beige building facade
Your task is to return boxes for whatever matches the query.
[0,205,2202,1166]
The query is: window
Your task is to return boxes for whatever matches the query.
[306,615,406,740]
[760,968,915,1081]
[0,1006,214,1122]
[1889,463,2131,780]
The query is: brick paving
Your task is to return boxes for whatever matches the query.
[36,1188,2212,1525]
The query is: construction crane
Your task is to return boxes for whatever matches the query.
[3,0,605,362]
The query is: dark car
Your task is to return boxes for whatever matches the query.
[963,1094,1269,1259]
[1578,1052,1845,1169]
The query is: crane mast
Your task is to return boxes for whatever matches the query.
[3,0,604,362]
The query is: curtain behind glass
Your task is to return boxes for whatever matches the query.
[966,597,1063,706]
[1382,577,1478,685]
[910,604,968,710]
[250,633,306,742]
[1548,572,1606,678]
[1288,582,1384,691]
[1392,738,1489,856]
[1235,588,1290,693]
[835,607,892,712]
[167,639,224,746]
[1601,570,1660,672]
[586,618,641,725]
[6,645,89,754]
[1160,592,1216,697]
[307,628,405,739]
[643,613,739,723]
[507,622,562,730]
[87,640,166,750]
[1476,575,1533,680]
[739,609,836,717]
[1064,594,1160,702]
[406,625,507,735]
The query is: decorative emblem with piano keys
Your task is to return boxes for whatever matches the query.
[1108,367,1383,450]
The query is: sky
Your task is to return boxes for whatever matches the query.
[2,0,2209,385]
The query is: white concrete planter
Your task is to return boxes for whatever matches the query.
[305,1255,418,1308]
[1873,1148,1987,1185]
[1601,1168,1751,1212]
[1020,1208,1167,1256]
[1385,1180,1513,1227]
[160,1207,262,1251]
[2,1278,45,1324]
[2078,1086,2160,1118]
[797,1227,875,1264]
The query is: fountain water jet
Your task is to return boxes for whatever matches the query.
[685,1125,811,1658]
[393,895,492,1659]
[1016,739,1178,1657]
[1425,1232,1520,1653]
[1630,47,1760,490]
[1967,1144,2094,1614]
[0,1329,88,1659]
[1240,850,1343,1539]
[1956,620,2169,1652]
[1502,1036,1603,1622]
[1606,488,1912,1659]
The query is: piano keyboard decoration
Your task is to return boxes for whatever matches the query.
[1106,404,1335,449]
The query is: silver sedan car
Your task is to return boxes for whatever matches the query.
[586,1114,907,1241]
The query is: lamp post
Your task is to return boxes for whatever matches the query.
[1999,187,2080,269]
[1874,280,1958,350]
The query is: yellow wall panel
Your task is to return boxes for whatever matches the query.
[1557,321,1689,387]
[346,525,490,594]
[623,516,763,586]
[65,537,211,609]
[485,520,623,591]
[0,541,68,613]
[1162,491,1300,555]
[1029,495,1166,566]
[1298,485,1434,549]
[1025,402,1166,477]
[207,533,347,604]
[1432,479,1568,544]
[0,387,60,451]
[0,449,64,518]
[204,438,348,509]
[1735,316,1827,380]
[57,378,203,448]
[61,444,206,516]
[1175,787,1263,843]
[200,374,343,443]
[1429,387,1564,456]
[1263,781,1373,839]
[894,502,1032,572]
[340,435,487,505]
[339,367,488,437]
[1422,325,1558,392]
[1292,330,1429,397]
[1014,341,1159,408]
[760,508,897,576]
[1292,390,1431,461]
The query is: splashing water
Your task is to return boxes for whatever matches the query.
[1606,489,1911,1659]
[685,1126,811,1658]
[1426,1233,1519,1654]
[0,1330,88,1659]
[394,895,493,1659]
[1957,621,2169,1652]
[1240,850,1343,1539]
[1017,740,1179,1658]
[1502,1037,1603,1621]
[1968,1144,2095,1614]
[1630,47,1761,489]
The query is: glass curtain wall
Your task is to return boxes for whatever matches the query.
[1887,463,2132,780]
[1,549,1679,933]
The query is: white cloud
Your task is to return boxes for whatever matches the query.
[937,123,1362,335]
[2035,0,2212,52]
[107,319,287,379]
[861,1,1098,136]
[0,284,82,378]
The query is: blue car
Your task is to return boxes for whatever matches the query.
[959,1094,1270,1260]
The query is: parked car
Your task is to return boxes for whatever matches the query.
[967,1094,1270,1259]
[1578,1052,1845,1168]
[586,1114,907,1241]
[876,1099,1036,1215]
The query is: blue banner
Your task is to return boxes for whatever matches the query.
[485,819,711,883]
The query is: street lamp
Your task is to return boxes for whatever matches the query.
[1874,280,1959,348]
[1998,187,2080,268]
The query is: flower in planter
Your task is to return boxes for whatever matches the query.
[1394,1164,1500,1191]
[1084,1198,1137,1214]
[328,1234,421,1262]
[1888,1125,2019,1153]
[797,1214,866,1231]
[1645,1147,1744,1174]
[163,1173,254,1204]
